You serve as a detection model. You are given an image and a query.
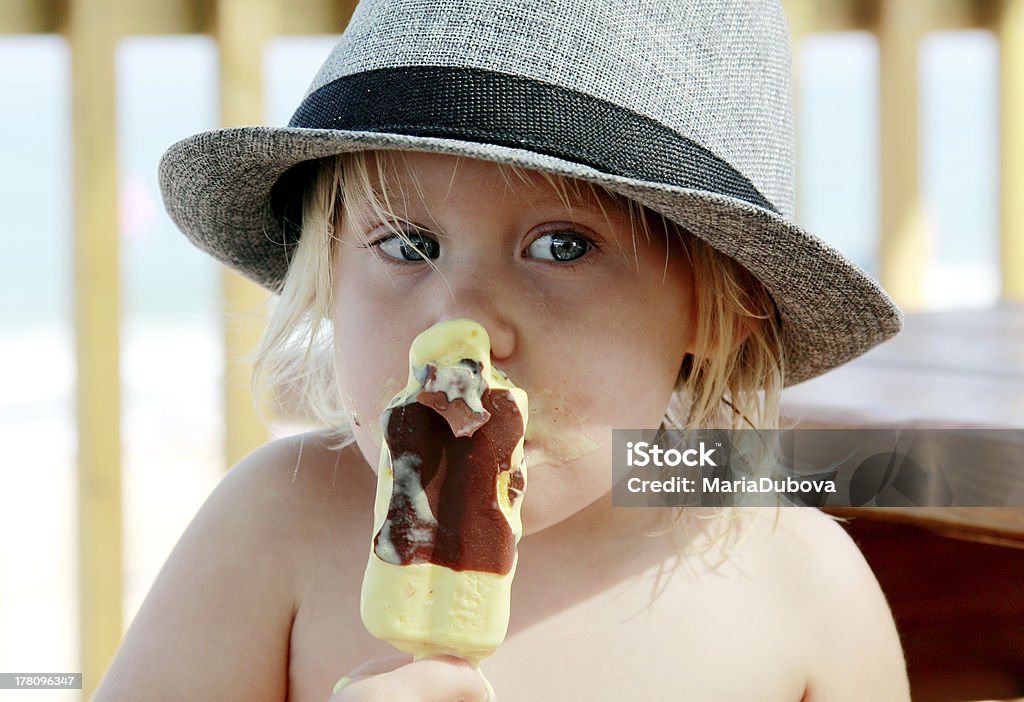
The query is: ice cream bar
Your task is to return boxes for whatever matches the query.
[360,318,529,664]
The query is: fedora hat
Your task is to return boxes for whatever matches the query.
[158,0,902,386]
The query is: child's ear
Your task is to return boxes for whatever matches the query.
[731,315,756,350]
[686,315,755,360]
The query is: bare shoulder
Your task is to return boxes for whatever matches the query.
[163,431,374,574]
[93,432,373,702]
[748,508,911,701]
[225,431,376,533]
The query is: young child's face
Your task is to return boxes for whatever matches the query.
[332,151,697,533]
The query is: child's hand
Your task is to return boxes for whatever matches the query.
[328,654,492,702]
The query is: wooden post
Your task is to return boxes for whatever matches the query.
[215,0,278,468]
[781,0,818,72]
[278,0,357,33]
[877,0,929,309]
[999,0,1024,300]
[781,0,818,223]
[0,0,59,32]
[68,0,122,697]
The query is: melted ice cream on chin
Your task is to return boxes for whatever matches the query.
[524,386,600,465]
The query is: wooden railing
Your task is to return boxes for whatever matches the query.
[3,2,355,696]
[1,1,1022,699]
[783,0,1024,306]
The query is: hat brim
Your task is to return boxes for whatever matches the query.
[159,125,902,387]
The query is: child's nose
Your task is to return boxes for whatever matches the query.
[431,278,517,362]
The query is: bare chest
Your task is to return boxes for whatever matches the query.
[286,542,809,702]
[484,562,808,701]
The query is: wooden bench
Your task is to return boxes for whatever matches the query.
[780,303,1024,702]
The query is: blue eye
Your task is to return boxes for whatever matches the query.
[376,231,440,262]
[527,231,593,262]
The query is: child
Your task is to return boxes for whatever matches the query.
[96,0,910,699]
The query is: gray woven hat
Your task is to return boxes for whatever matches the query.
[159,0,902,387]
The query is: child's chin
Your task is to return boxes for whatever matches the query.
[521,502,589,536]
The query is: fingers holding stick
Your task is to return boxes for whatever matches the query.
[329,654,493,702]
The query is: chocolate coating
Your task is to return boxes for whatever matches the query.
[415,362,491,437]
[376,388,524,574]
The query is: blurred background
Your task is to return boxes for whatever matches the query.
[0,0,1022,700]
